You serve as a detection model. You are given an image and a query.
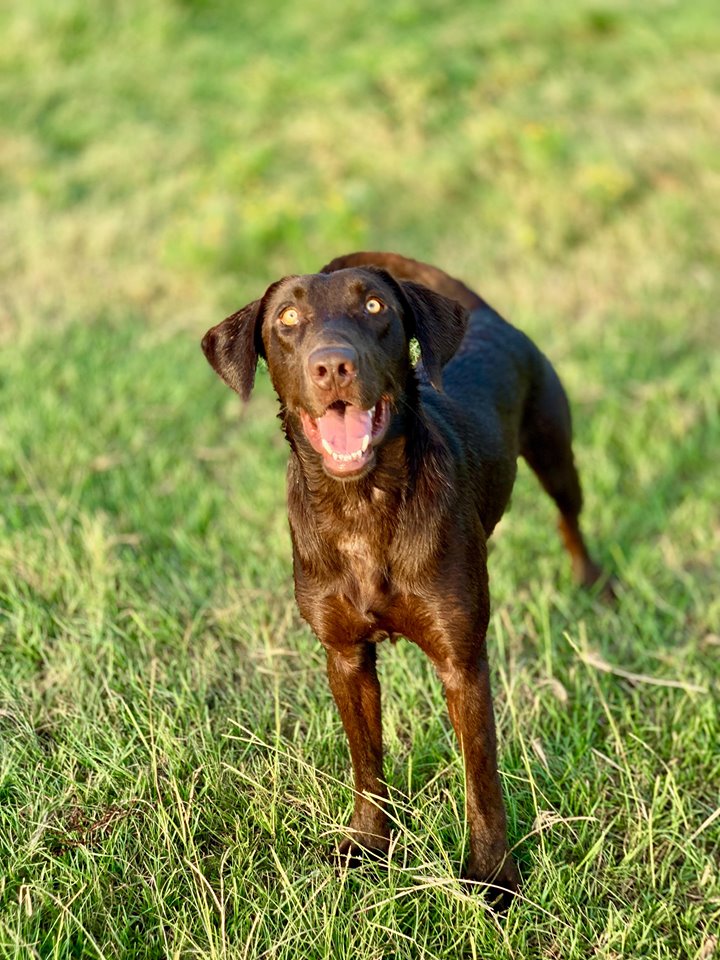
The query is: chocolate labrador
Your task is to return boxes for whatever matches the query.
[201,251,605,902]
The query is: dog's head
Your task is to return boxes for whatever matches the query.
[201,265,467,479]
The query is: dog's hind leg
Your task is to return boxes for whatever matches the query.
[520,356,607,590]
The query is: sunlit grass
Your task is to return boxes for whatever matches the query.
[1,0,719,957]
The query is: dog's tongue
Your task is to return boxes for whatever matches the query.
[316,404,372,455]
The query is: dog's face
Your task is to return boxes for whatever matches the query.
[202,265,467,480]
[261,270,411,478]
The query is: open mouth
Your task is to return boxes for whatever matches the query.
[299,397,391,477]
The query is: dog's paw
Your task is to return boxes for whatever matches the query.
[578,562,618,603]
[334,835,390,870]
[463,854,520,912]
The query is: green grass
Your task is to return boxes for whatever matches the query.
[1,0,719,956]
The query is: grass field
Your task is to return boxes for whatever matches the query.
[1,0,719,957]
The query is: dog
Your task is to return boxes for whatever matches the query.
[201,251,606,902]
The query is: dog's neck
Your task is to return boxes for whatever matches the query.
[280,378,458,593]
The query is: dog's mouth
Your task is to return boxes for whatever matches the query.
[299,397,392,477]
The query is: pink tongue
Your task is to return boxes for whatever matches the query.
[316,405,372,455]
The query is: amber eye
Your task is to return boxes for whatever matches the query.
[365,298,383,314]
[279,306,300,326]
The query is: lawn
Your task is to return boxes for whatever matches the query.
[0,0,719,957]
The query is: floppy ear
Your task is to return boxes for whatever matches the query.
[398,281,468,391]
[201,299,265,401]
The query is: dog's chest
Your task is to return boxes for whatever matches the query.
[334,527,387,610]
[331,496,394,612]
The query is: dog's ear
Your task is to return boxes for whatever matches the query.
[398,280,468,392]
[201,300,265,401]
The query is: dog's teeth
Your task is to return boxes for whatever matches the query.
[327,446,367,464]
[361,434,370,453]
[369,405,375,418]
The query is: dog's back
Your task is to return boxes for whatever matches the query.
[321,251,600,579]
[322,250,485,313]
[322,250,543,448]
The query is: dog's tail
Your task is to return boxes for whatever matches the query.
[320,251,486,313]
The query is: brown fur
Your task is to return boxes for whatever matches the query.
[201,251,606,904]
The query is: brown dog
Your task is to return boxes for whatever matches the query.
[202,251,605,901]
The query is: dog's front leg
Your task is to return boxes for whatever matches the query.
[434,648,520,900]
[326,641,390,861]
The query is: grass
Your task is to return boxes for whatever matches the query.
[1,0,719,956]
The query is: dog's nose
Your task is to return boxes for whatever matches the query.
[308,345,358,391]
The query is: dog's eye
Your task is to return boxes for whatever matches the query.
[279,307,300,326]
[365,298,383,315]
